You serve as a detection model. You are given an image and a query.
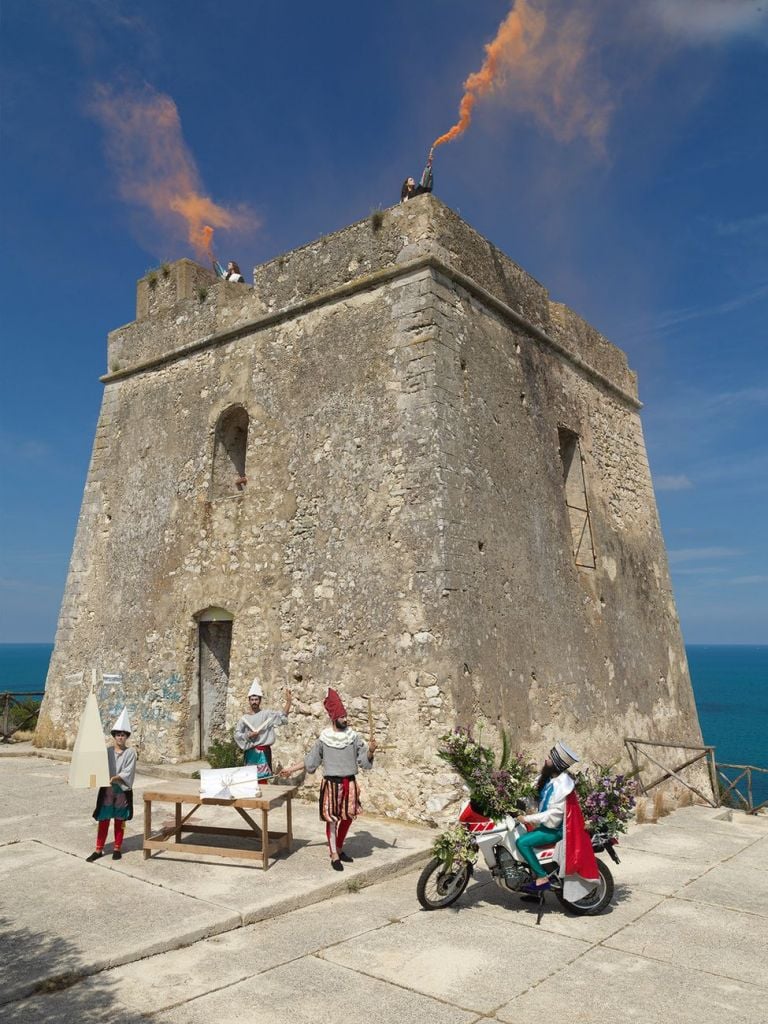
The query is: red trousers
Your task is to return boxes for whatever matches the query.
[96,818,125,851]
[326,818,352,857]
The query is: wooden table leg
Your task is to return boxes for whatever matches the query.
[175,801,182,842]
[286,795,293,853]
[143,797,151,860]
[262,807,269,870]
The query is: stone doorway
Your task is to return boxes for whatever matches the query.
[197,609,233,757]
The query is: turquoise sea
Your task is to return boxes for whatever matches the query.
[2,642,765,800]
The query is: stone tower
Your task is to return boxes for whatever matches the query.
[36,196,702,818]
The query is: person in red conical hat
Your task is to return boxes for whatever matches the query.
[322,687,347,721]
[281,688,376,871]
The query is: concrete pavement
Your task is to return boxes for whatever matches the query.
[2,753,767,1023]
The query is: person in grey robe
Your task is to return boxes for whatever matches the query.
[234,679,292,780]
[87,707,137,862]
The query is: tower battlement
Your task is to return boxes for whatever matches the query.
[107,197,637,406]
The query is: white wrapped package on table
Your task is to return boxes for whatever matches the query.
[199,765,263,799]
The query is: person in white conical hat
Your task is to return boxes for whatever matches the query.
[86,706,137,863]
[233,679,292,783]
[515,740,580,892]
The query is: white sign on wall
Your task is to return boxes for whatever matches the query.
[102,673,123,686]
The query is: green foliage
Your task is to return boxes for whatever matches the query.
[7,697,41,732]
[499,727,511,770]
[437,727,536,819]
[196,285,208,303]
[575,763,638,838]
[205,731,241,769]
[147,271,158,289]
[161,262,171,278]
[432,823,478,868]
[370,209,385,232]
[346,877,363,893]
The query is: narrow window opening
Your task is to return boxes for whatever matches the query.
[211,406,249,498]
[557,427,596,569]
[197,610,233,757]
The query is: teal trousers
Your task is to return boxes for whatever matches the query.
[515,825,562,878]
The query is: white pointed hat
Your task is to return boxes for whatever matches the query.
[111,707,132,735]
[248,679,263,698]
[549,740,579,773]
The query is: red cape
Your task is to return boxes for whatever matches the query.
[564,790,600,884]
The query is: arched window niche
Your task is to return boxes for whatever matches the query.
[195,606,234,756]
[211,405,249,499]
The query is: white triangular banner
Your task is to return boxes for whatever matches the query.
[68,692,110,788]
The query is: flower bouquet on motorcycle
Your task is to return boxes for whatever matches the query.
[417,728,630,917]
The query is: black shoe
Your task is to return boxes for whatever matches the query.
[86,851,103,862]
[112,850,122,861]
[338,851,354,863]
[522,880,550,894]
[331,859,344,871]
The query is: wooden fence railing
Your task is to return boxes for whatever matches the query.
[715,763,768,815]
[625,737,768,815]
[624,737,719,808]
[1,691,44,742]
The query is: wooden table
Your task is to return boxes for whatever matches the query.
[142,780,298,870]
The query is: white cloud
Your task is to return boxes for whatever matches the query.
[729,575,768,584]
[706,386,768,409]
[673,566,728,575]
[716,212,768,236]
[656,474,693,491]
[655,283,768,333]
[668,546,742,563]
[650,1,768,43]
[624,282,768,340]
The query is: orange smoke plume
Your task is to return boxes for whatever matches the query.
[90,84,255,260]
[433,0,612,153]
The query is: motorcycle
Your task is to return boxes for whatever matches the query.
[417,801,620,917]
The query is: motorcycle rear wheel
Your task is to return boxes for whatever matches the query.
[416,857,472,910]
[555,859,614,916]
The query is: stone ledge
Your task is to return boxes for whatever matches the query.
[102,254,640,410]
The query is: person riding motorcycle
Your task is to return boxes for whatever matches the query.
[516,740,579,893]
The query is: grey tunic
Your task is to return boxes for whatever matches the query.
[304,729,374,777]
[234,710,288,752]
[108,746,137,790]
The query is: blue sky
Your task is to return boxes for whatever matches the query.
[1,0,766,644]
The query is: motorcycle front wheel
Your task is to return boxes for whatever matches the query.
[555,859,614,916]
[416,857,472,910]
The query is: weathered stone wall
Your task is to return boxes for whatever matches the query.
[37,196,702,820]
[421,271,700,763]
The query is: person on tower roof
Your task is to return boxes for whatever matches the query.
[401,148,434,202]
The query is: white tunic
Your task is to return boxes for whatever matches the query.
[525,772,575,830]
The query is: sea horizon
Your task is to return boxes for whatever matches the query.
[2,642,765,794]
